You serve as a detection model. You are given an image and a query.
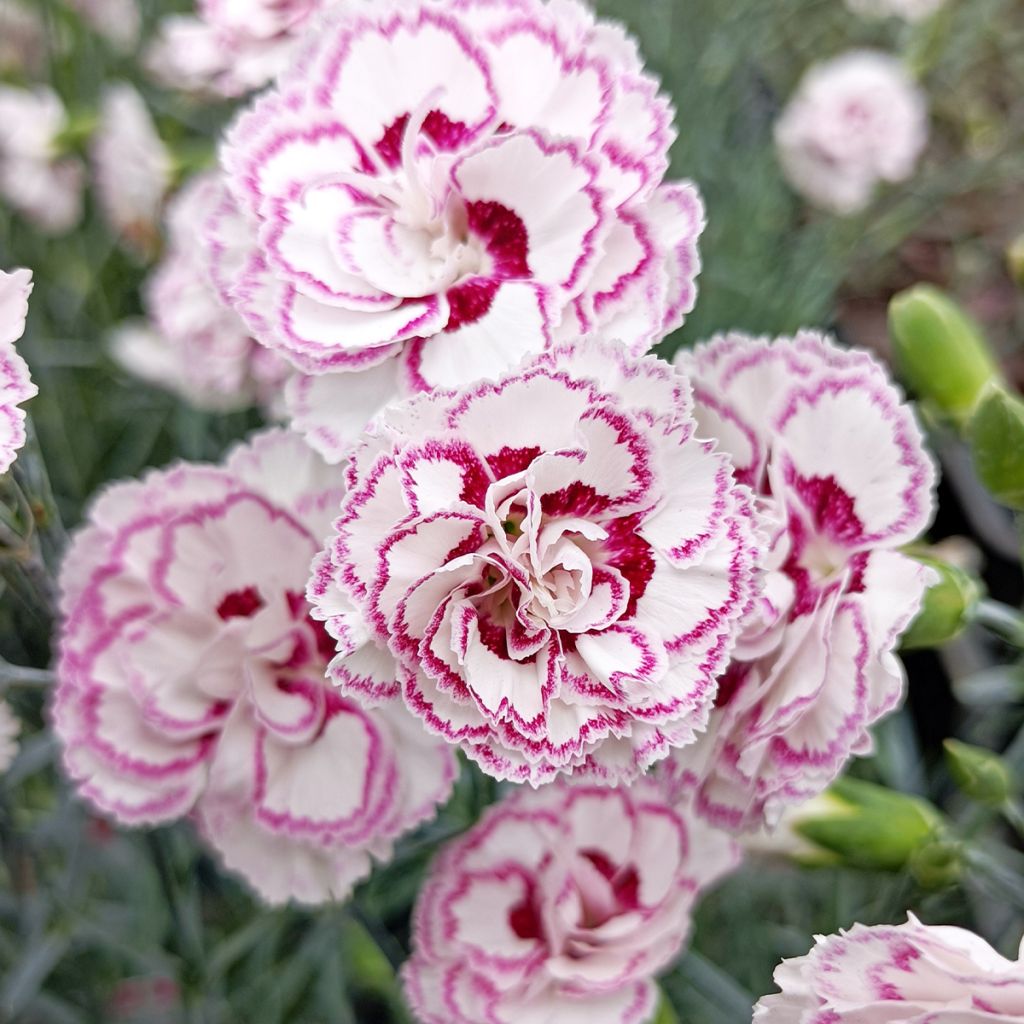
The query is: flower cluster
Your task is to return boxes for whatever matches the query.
[404,779,738,1024]
[310,339,759,784]
[774,51,928,215]
[115,171,291,413]
[54,429,456,904]
[755,915,1024,1020]
[216,0,703,460]
[667,331,935,830]
[0,268,37,475]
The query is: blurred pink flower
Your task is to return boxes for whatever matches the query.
[0,1,47,75]
[774,51,928,215]
[309,340,758,784]
[0,699,20,773]
[0,268,37,475]
[54,429,456,905]
[67,0,141,51]
[404,778,738,1024]
[845,0,945,21]
[668,331,936,830]
[114,171,291,413]
[755,915,1024,1020]
[91,83,173,257]
[0,87,85,235]
[215,0,702,462]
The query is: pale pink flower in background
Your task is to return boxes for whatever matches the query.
[66,0,141,52]
[114,172,291,413]
[774,51,928,215]
[0,269,38,475]
[216,0,703,462]
[667,331,936,831]
[0,1,47,75]
[147,0,323,98]
[0,87,85,235]
[54,429,456,905]
[0,699,20,773]
[755,915,1024,1020]
[309,340,759,784]
[845,0,945,22]
[91,84,174,257]
[403,779,739,1024]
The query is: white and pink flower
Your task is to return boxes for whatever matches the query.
[845,0,945,22]
[147,0,323,98]
[67,0,141,52]
[0,86,85,235]
[755,915,1024,1020]
[667,331,936,831]
[0,268,37,475]
[115,172,291,413]
[310,340,759,784]
[774,51,928,215]
[216,0,703,462]
[0,1,47,75]
[54,429,456,905]
[91,84,173,257]
[403,779,738,1024]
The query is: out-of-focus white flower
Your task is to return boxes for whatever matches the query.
[667,331,936,831]
[846,0,945,22]
[0,268,37,475]
[66,0,141,52]
[54,429,457,905]
[0,699,19,773]
[0,86,85,235]
[114,171,291,413]
[309,339,759,785]
[0,1,47,75]
[755,915,1024,1020]
[91,84,174,257]
[215,0,702,462]
[404,778,739,1024]
[774,51,928,215]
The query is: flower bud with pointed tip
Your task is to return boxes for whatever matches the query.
[889,284,1002,425]
[1008,236,1024,289]
[944,738,1014,808]
[908,834,963,889]
[902,551,983,649]
[967,385,1024,510]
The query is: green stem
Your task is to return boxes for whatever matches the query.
[973,599,1024,649]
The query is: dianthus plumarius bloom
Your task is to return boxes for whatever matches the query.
[666,331,936,830]
[91,83,173,257]
[114,171,291,414]
[0,86,85,235]
[309,340,759,784]
[0,699,19,774]
[0,268,38,475]
[217,0,704,462]
[0,0,46,76]
[148,0,323,98]
[403,779,739,1024]
[754,915,1024,1020]
[54,429,456,905]
[774,50,928,215]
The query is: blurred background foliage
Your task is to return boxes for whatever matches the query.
[0,0,1023,1021]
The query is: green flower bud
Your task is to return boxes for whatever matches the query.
[909,834,963,890]
[944,738,1015,808]
[1008,236,1024,289]
[901,552,983,650]
[793,777,942,873]
[967,385,1024,510]
[889,285,1002,425]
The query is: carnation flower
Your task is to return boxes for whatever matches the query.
[147,0,322,98]
[67,0,141,52]
[667,331,936,830]
[217,0,703,462]
[0,699,20,773]
[91,84,173,257]
[774,51,928,215]
[54,429,456,905]
[115,172,291,413]
[310,340,759,784]
[0,1,46,75]
[0,268,37,475]
[0,86,85,235]
[754,915,1024,1020]
[404,779,738,1024]
[845,0,945,22]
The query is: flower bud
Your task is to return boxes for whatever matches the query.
[1008,235,1024,289]
[967,385,1024,510]
[901,552,983,650]
[909,834,963,889]
[943,738,1014,808]
[889,285,1002,425]
[792,777,942,872]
